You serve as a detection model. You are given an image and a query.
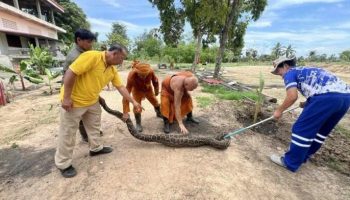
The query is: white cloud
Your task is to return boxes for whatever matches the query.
[88,18,159,41]
[269,0,344,10]
[101,0,120,8]
[244,29,350,56]
[249,21,272,28]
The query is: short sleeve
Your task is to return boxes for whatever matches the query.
[69,51,98,75]
[283,70,297,90]
[111,67,123,87]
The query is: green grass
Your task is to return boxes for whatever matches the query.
[335,125,350,139]
[196,96,214,108]
[201,84,258,101]
[326,157,344,173]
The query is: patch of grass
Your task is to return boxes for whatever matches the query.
[326,157,344,173]
[201,84,258,101]
[335,125,350,139]
[196,96,214,108]
[11,142,19,149]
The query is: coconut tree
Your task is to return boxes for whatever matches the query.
[271,42,285,59]
[285,45,296,57]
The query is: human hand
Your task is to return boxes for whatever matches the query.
[179,124,189,134]
[299,101,306,108]
[132,101,143,113]
[273,109,283,120]
[62,97,73,112]
[122,112,129,122]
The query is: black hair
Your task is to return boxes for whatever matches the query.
[74,29,96,43]
[108,43,128,54]
[277,59,296,68]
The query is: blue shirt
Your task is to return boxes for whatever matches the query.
[283,66,350,99]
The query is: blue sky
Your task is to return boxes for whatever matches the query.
[72,0,350,57]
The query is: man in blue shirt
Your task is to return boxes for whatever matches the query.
[270,56,350,172]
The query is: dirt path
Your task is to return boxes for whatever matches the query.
[0,69,349,200]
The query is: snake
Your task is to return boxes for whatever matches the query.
[97,97,231,150]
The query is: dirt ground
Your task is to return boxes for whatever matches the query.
[0,66,349,200]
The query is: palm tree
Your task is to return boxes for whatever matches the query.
[285,45,296,57]
[271,42,285,58]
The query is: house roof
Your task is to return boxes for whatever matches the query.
[44,0,64,13]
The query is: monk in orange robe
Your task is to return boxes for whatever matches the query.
[161,71,199,134]
[123,62,162,132]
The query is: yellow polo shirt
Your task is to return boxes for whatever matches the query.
[60,51,123,107]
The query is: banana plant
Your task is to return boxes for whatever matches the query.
[0,62,44,91]
[28,44,55,75]
[44,68,61,95]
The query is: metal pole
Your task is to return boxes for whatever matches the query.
[224,106,299,139]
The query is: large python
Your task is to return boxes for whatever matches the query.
[93,97,230,149]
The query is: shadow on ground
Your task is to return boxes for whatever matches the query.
[0,146,55,183]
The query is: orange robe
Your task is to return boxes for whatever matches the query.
[161,71,194,123]
[123,69,159,113]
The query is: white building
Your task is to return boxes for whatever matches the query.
[0,0,66,66]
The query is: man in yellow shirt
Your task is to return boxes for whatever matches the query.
[55,44,141,178]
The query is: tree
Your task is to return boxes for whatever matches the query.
[149,0,222,72]
[181,0,223,71]
[133,29,163,59]
[285,45,296,57]
[106,22,130,48]
[308,50,317,62]
[271,42,285,59]
[213,0,267,78]
[148,0,185,47]
[55,0,90,44]
[340,50,350,62]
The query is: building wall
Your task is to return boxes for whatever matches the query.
[0,32,8,54]
[0,32,12,67]
[0,11,58,39]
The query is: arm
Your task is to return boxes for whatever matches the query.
[117,85,141,113]
[62,69,77,111]
[151,71,159,96]
[171,77,188,134]
[274,87,298,120]
[122,73,134,113]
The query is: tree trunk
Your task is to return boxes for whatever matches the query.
[213,0,240,79]
[191,31,202,72]
[19,74,25,91]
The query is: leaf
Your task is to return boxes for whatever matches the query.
[19,60,28,71]
[0,64,16,74]
[23,69,43,80]
[23,76,44,84]
[9,75,18,84]
[51,71,62,79]
[45,68,53,79]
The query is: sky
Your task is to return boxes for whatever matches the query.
[72,0,350,57]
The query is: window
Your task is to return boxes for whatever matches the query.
[6,34,22,48]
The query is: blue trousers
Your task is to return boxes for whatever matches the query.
[283,93,350,172]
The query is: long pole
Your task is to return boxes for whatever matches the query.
[224,106,299,139]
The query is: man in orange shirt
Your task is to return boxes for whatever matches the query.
[123,62,161,132]
[161,71,199,134]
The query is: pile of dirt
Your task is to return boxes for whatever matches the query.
[234,101,350,176]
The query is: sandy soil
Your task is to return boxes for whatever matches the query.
[0,67,349,200]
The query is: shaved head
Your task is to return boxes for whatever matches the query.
[184,77,198,91]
